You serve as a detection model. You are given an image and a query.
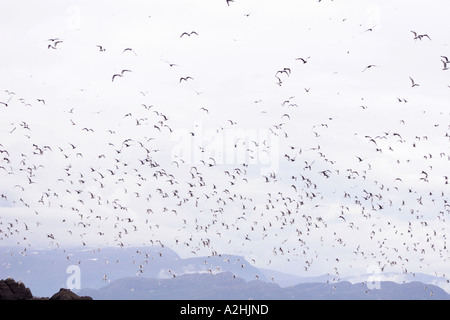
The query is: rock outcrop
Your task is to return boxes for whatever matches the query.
[0,278,92,300]
[49,288,93,300]
[0,278,33,300]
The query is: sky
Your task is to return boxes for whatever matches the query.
[0,0,449,281]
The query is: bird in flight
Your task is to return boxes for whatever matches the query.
[0,102,8,107]
[97,45,106,52]
[362,25,377,33]
[409,76,420,87]
[160,59,179,67]
[411,30,431,41]
[295,57,310,64]
[276,68,291,77]
[112,69,132,82]
[226,0,234,6]
[362,65,378,72]
[440,56,449,70]
[122,48,137,55]
[48,40,63,49]
[179,76,194,83]
[180,31,198,38]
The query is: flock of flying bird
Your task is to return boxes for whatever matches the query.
[1,1,449,287]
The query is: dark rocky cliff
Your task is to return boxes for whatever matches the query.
[0,278,33,300]
[0,278,92,300]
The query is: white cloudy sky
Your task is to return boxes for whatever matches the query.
[0,0,449,279]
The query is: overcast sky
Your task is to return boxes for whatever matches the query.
[0,0,449,280]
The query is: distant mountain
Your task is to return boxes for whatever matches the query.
[79,272,280,300]
[78,272,450,300]
[343,272,450,294]
[0,246,263,297]
[2,245,450,298]
[259,268,336,288]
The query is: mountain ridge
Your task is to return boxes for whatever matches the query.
[77,271,450,300]
[2,245,450,298]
